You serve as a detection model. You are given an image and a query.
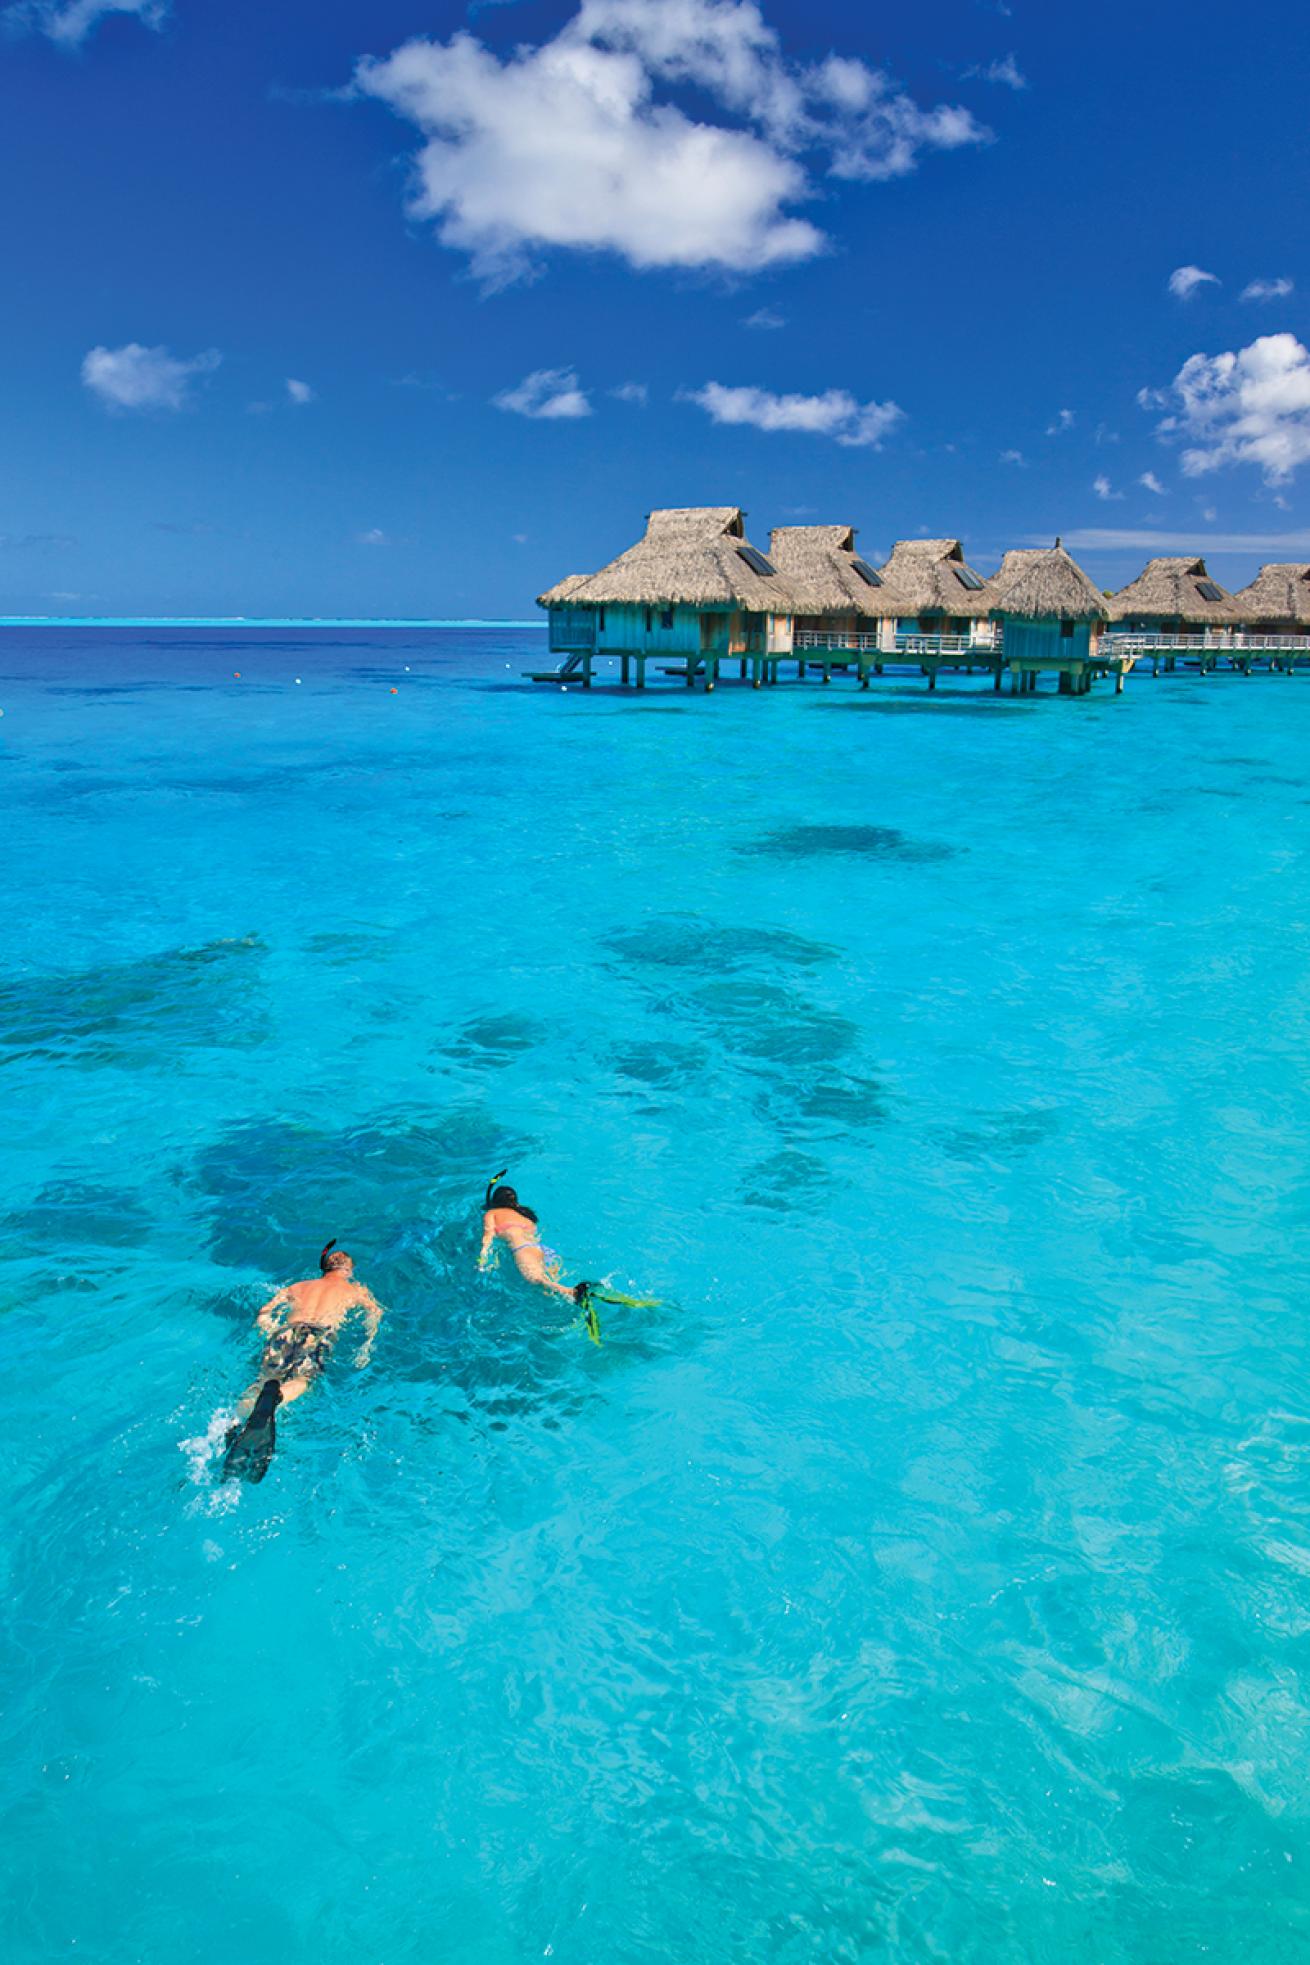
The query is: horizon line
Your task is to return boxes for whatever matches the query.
[0,615,546,629]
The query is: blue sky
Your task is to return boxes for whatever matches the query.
[2,0,1308,616]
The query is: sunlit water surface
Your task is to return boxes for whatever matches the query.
[2,629,1309,1963]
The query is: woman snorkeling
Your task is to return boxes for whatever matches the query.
[477,1171,659,1345]
[478,1175,579,1302]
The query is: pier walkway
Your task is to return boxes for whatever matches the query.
[528,629,1129,696]
[1104,632,1310,675]
[528,627,1310,695]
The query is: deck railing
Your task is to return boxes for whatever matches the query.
[1104,631,1310,654]
[792,629,1001,657]
[794,629,884,653]
[548,608,597,653]
[896,631,998,656]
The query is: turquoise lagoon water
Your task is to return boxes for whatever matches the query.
[2,628,1309,1964]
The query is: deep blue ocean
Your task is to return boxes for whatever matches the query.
[2,627,1309,1964]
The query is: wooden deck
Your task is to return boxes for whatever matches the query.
[526,627,1310,696]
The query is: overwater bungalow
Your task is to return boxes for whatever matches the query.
[990,541,1113,693]
[876,539,999,649]
[535,506,796,687]
[1233,563,1310,635]
[1107,556,1247,639]
[767,525,906,671]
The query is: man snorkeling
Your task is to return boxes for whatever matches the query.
[477,1172,657,1344]
[222,1240,384,1483]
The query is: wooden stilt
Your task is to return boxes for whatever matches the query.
[621,653,630,686]
[636,655,647,691]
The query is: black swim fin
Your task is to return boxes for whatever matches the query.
[222,1378,283,1484]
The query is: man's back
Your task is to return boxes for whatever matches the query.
[283,1271,371,1331]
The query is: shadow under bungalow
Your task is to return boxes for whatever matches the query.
[534,507,1310,696]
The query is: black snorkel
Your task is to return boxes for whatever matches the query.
[319,1237,338,1273]
[483,1169,508,1211]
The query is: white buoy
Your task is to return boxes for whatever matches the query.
[294,677,302,684]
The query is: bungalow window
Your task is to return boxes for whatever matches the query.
[598,607,606,631]
[660,607,674,629]
[1061,619,1074,638]
[645,608,653,632]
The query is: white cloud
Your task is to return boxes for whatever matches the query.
[998,448,1025,466]
[357,527,388,546]
[1138,471,1167,496]
[1045,408,1074,435]
[681,378,903,447]
[1241,277,1293,302]
[286,378,315,405]
[964,53,1026,89]
[610,381,648,404]
[494,366,592,418]
[4,0,165,44]
[81,342,221,412]
[1150,331,1310,483]
[1168,264,1219,301]
[1136,385,1168,411]
[353,0,988,286]
[1092,474,1123,501]
[743,306,786,329]
[1057,526,1310,554]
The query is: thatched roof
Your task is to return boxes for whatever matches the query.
[1107,556,1247,625]
[536,573,591,606]
[876,538,996,616]
[1233,562,1310,627]
[990,542,1107,621]
[557,507,802,610]
[767,525,908,618]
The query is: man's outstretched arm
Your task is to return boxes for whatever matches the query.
[355,1289,385,1369]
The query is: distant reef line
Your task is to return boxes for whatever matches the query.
[0,617,545,629]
